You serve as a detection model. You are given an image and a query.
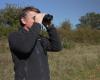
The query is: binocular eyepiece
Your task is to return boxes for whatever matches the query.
[42,14,53,25]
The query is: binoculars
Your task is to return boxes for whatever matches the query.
[42,14,53,25]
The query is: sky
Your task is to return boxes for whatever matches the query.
[0,0,100,28]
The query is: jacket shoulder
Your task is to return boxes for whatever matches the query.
[8,32,19,41]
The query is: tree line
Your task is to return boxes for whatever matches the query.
[0,4,100,47]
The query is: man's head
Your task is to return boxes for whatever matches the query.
[20,6,41,28]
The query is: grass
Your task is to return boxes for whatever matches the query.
[49,44,100,80]
[0,40,100,80]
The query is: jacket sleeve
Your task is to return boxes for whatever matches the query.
[41,24,62,52]
[8,23,41,54]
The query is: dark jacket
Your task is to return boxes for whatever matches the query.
[8,23,62,80]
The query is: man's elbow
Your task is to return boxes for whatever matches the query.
[52,46,62,52]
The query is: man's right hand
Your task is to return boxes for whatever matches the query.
[34,13,45,24]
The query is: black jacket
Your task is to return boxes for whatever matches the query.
[8,23,62,80]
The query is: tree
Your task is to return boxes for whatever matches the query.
[0,4,22,28]
[0,4,22,38]
[58,20,72,40]
[59,20,71,30]
[77,12,100,29]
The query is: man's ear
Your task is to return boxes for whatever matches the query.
[21,18,26,25]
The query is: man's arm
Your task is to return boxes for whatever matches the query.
[8,23,41,54]
[41,24,62,52]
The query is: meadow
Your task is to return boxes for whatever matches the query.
[0,40,100,80]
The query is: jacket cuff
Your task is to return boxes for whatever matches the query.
[46,24,56,31]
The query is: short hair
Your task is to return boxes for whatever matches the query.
[19,6,41,26]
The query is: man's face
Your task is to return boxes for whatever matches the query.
[22,11,38,28]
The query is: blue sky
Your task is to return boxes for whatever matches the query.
[0,0,100,28]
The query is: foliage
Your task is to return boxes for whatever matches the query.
[78,12,100,29]
[0,4,100,47]
[1,4,22,26]
[0,4,22,37]
[74,27,100,44]
[57,14,100,47]
[58,20,72,40]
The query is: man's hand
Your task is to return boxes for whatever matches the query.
[34,13,45,24]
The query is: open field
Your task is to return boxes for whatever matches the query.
[0,41,100,80]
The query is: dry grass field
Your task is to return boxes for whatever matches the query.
[0,40,100,80]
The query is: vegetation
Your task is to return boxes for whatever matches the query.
[78,12,100,29]
[0,4,100,46]
[0,40,100,80]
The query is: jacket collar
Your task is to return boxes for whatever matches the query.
[19,27,28,33]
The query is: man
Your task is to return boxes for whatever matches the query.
[8,6,62,80]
